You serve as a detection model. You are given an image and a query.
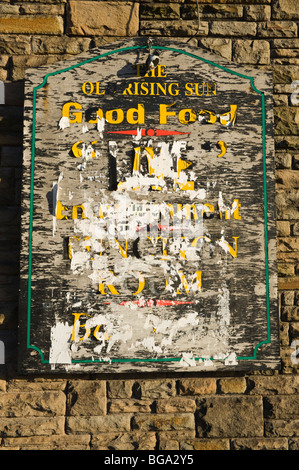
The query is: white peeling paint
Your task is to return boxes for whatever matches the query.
[58,116,70,130]
[49,321,72,366]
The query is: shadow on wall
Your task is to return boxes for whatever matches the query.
[0,80,25,376]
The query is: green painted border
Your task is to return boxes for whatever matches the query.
[26,44,271,366]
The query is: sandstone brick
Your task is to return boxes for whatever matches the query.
[67,380,106,416]
[265,419,299,437]
[273,0,299,20]
[0,417,65,437]
[258,21,298,38]
[231,438,288,450]
[182,4,243,19]
[0,35,31,54]
[279,278,299,290]
[6,380,66,392]
[91,432,156,450]
[2,435,90,450]
[244,5,271,21]
[281,305,299,321]
[0,391,65,417]
[138,379,176,398]
[132,413,194,432]
[281,290,295,305]
[273,66,299,85]
[177,378,217,395]
[276,190,299,220]
[19,4,64,15]
[275,107,299,136]
[196,396,263,437]
[274,94,289,106]
[0,380,6,392]
[278,237,299,253]
[290,322,299,342]
[218,377,247,394]
[210,21,256,37]
[198,38,232,60]
[0,16,63,35]
[180,438,230,450]
[107,380,135,399]
[66,1,139,36]
[140,20,208,37]
[273,39,299,49]
[276,170,299,188]
[155,397,196,413]
[140,3,180,19]
[280,322,290,346]
[278,262,295,276]
[275,153,292,169]
[107,398,152,413]
[289,438,299,450]
[31,36,91,55]
[232,40,270,64]
[277,221,291,236]
[264,395,299,419]
[67,414,131,434]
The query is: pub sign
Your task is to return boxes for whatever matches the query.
[18,39,279,373]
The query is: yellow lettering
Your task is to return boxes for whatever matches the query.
[62,102,82,123]
[126,104,145,125]
[159,103,176,124]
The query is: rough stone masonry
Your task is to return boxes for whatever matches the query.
[0,0,299,451]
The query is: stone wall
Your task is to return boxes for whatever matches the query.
[0,0,298,451]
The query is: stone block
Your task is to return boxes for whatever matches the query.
[0,417,65,437]
[273,65,299,84]
[177,378,217,395]
[265,419,299,437]
[140,3,180,19]
[281,305,299,321]
[138,379,176,398]
[0,16,64,35]
[275,153,292,169]
[107,380,135,399]
[244,5,271,21]
[275,136,299,152]
[2,435,90,450]
[66,1,139,36]
[196,396,263,437]
[231,438,288,450]
[140,20,208,37]
[0,35,31,54]
[218,377,247,394]
[180,438,230,450]
[273,0,299,20]
[274,107,299,135]
[278,237,299,252]
[67,380,106,416]
[198,38,232,60]
[31,36,91,55]
[181,4,243,19]
[210,21,256,37]
[155,397,196,413]
[264,395,299,419]
[276,170,299,189]
[277,221,291,236]
[0,391,66,417]
[91,432,157,450]
[232,40,270,64]
[131,413,195,432]
[67,414,131,434]
[107,398,153,413]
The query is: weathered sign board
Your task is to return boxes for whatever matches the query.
[18,39,280,373]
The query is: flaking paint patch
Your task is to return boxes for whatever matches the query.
[49,321,72,366]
